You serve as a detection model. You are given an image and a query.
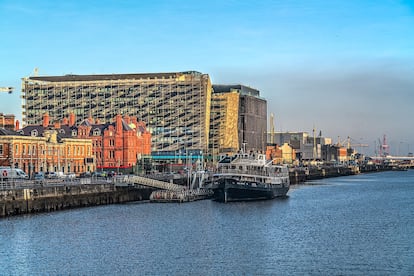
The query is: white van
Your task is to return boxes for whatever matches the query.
[0,167,29,180]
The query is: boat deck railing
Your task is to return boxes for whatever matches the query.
[216,168,288,178]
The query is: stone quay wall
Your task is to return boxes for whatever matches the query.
[0,184,152,218]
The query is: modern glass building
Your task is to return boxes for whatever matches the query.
[22,71,212,154]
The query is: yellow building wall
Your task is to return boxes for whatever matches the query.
[222,93,239,153]
[211,92,239,155]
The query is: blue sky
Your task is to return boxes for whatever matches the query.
[1,0,413,155]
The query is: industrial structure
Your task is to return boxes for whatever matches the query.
[21,71,212,154]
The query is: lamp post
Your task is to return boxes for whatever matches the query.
[117,159,120,175]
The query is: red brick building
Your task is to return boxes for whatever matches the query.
[21,113,151,171]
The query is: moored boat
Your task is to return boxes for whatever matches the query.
[205,152,290,202]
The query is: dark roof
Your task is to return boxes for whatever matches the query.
[27,71,204,83]
[0,128,23,136]
[20,125,46,136]
[20,118,140,139]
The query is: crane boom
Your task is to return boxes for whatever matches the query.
[0,87,13,93]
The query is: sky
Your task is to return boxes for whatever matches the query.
[1,0,413,156]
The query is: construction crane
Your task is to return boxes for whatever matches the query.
[269,113,275,144]
[0,87,13,94]
[337,136,369,151]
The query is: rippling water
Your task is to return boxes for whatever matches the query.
[1,170,413,275]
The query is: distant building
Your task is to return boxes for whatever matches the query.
[0,113,16,130]
[20,112,151,171]
[268,131,333,161]
[210,85,267,157]
[266,143,296,164]
[22,71,212,154]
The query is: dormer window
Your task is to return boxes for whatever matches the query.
[93,128,101,136]
[72,130,77,136]
[59,129,65,134]
[31,129,38,137]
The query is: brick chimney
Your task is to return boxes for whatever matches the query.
[42,113,49,128]
[54,121,61,129]
[88,114,94,124]
[115,114,123,133]
[15,120,20,131]
[69,112,76,127]
[62,117,68,125]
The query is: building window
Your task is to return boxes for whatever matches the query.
[0,144,3,155]
[72,130,77,136]
[31,129,38,137]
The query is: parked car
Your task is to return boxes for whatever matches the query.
[80,171,91,178]
[92,171,107,177]
[64,173,76,179]
[107,171,117,177]
[33,172,45,183]
[44,172,58,179]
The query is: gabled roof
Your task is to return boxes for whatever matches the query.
[122,120,133,131]
[79,119,92,127]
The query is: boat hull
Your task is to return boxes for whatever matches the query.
[210,177,289,202]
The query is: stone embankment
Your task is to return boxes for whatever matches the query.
[289,164,391,184]
[0,183,152,218]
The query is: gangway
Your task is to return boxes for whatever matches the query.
[121,175,185,191]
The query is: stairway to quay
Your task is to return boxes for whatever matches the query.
[122,175,213,203]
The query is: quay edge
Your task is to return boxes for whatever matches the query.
[0,184,153,218]
[289,164,394,184]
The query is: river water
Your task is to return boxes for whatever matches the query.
[1,170,413,275]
